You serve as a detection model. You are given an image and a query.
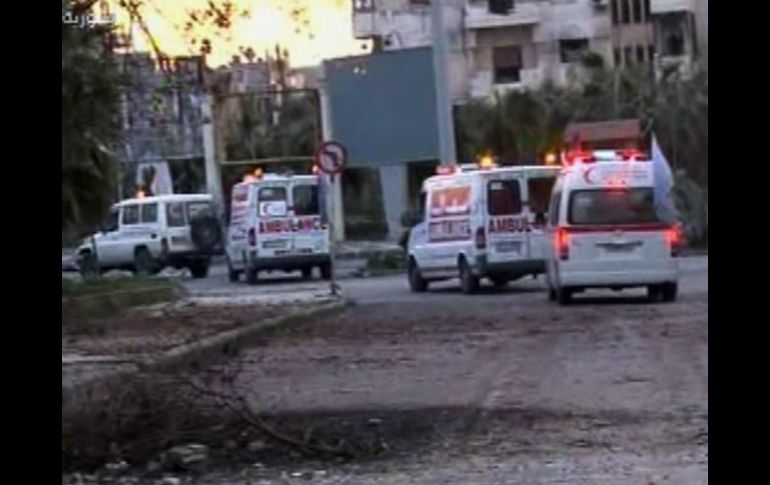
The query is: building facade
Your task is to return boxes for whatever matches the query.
[352,0,708,100]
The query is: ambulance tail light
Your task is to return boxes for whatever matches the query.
[618,149,647,161]
[555,227,570,261]
[475,227,487,250]
[666,225,683,257]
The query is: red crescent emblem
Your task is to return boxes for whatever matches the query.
[583,166,597,185]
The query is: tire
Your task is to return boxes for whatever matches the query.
[408,260,428,293]
[459,258,479,295]
[548,287,557,301]
[661,283,678,303]
[557,286,573,305]
[78,252,100,278]
[189,260,210,279]
[246,267,259,285]
[490,276,510,289]
[226,258,241,283]
[134,247,157,276]
[190,215,223,254]
[301,267,313,280]
[647,285,662,302]
[320,262,332,281]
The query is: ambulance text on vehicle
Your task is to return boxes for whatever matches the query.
[225,171,331,284]
[407,162,561,294]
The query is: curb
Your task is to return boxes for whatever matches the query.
[62,299,348,411]
[142,299,347,373]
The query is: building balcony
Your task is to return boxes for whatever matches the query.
[650,0,696,14]
[465,2,541,30]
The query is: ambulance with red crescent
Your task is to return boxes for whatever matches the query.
[406,160,561,294]
[225,170,331,284]
[545,150,682,304]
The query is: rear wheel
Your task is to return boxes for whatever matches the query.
[227,258,241,283]
[408,260,428,293]
[246,267,259,285]
[320,262,332,281]
[647,285,662,302]
[661,283,678,303]
[189,260,210,279]
[557,286,574,305]
[490,276,510,289]
[134,248,158,276]
[459,258,479,295]
[548,287,557,301]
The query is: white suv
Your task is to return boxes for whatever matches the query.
[76,194,222,279]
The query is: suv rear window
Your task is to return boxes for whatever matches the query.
[187,201,213,220]
[568,189,660,225]
[293,185,320,216]
[141,203,158,223]
[488,180,522,216]
[166,203,186,227]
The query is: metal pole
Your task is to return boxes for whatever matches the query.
[201,94,224,214]
[431,0,458,166]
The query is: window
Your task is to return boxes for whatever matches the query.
[614,47,622,67]
[122,205,139,225]
[621,0,631,24]
[643,0,650,19]
[636,45,646,63]
[488,180,522,216]
[660,14,686,56]
[488,0,513,15]
[624,46,634,65]
[528,177,556,220]
[103,209,119,233]
[430,186,471,217]
[293,185,320,216]
[141,203,158,223]
[568,189,661,225]
[493,45,522,84]
[632,0,643,23]
[258,187,288,217]
[166,202,186,227]
[648,45,656,63]
[531,180,553,209]
[560,39,589,64]
[611,0,620,25]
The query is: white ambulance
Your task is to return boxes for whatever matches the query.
[225,171,331,284]
[407,162,561,294]
[545,150,682,304]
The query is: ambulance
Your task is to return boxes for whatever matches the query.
[545,150,682,304]
[407,161,561,294]
[225,170,331,284]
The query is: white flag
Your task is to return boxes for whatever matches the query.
[651,135,677,222]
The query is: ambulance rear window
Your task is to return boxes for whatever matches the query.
[488,180,522,216]
[259,187,287,202]
[568,189,660,225]
[293,185,319,216]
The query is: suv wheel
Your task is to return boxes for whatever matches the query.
[661,283,678,303]
[301,267,313,280]
[189,260,210,279]
[78,251,100,278]
[134,248,158,276]
[246,267,259,285]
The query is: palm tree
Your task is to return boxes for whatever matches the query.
[62,1,122,236]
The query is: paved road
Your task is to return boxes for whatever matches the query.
[178,257,708,484]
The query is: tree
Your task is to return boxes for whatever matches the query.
[62,0,123,235]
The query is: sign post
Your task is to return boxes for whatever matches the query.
[315,141,347,297]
